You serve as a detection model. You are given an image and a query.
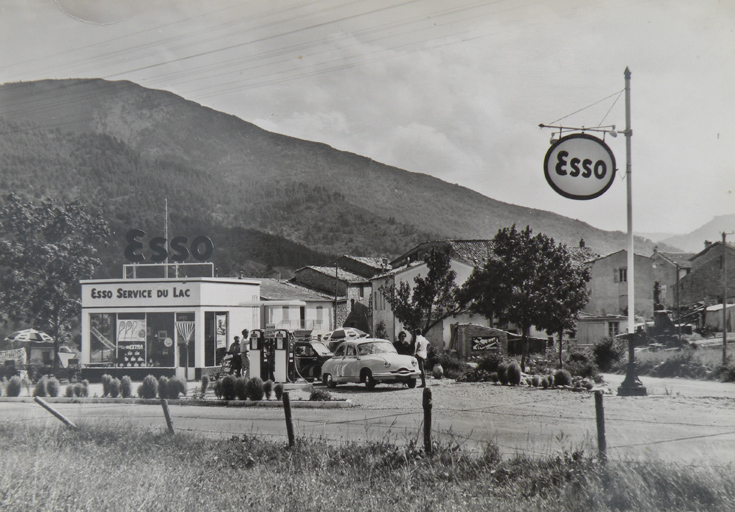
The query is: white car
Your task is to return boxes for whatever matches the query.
[321,338,421,389]
[321,327,368,352]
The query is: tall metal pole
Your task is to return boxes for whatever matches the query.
[723,232,728,365]
[618,67,646,396]
[164,198,169,279]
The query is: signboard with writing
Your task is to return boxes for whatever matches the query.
[84,282,199,307]
[472,336,500,352]
[117,318,147,367]
[543,133,616,200]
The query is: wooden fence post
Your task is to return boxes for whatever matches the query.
[423,387,432,454]
[161,398,175,434]
[283,391,295,448]
[594,391,607,463]
[34,397,77,429]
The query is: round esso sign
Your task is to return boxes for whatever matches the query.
[543,133,617,200]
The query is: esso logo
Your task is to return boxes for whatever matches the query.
[543,133,617,200]
[124,229,214,263]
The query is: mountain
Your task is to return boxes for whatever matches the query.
[0,78,679,277]
[660,215,735,254]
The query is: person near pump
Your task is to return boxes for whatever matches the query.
[413,329,430,388]
[229,336,242,376]
[394,331,410,355]
[240,329,250,378]
[264,336,276,381]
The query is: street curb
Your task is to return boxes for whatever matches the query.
[0,397,353,408]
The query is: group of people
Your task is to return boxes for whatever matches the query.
[227,329,251,378]
[394,329,429,388]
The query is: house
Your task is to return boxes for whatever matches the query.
[650,248,693,308]
[372,240,494,351]
[258,279,335,335]
[336,255,390,278]
[679,241,735,307]
[584,250,657,320]
[574,313,628,347]
[290,264,372,332]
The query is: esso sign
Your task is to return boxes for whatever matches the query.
[124,229,214,263]
[543,133,617,200]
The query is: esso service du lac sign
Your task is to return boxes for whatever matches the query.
[543,133,617,200]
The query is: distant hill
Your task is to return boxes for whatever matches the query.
[660,215,735,254]
[0,78,680,277]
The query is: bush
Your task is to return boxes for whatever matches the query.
[310,388,332,401]
[220,375,237,400]
[158,376,170,399]
[121,376,133,398]
[554,369,573,387]
[431,352,471,380]
[263,379,274,399]
[64,385,75,397]
[235,377,249,400]
[592,337,626,372]
[80,380,90,398]
[274,383,284,400]
[101,374,112,397]
[6,376,22,397]
[213,379,222,399]
[476,352,503,373]
[108,378,121,398]
[33,377,48,397]
[531,375,540,387]
[169,376,187,399]
[497,363,509,385]
[432,364,444,379]
[137,375,159,399]
[541,376,550,389]
[245,377,264,401]
[200,375,210,396]
[506,362,522,386]
[46,377,60,397]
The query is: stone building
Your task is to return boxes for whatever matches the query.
[679,241,735,307]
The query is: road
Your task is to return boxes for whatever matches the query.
[2,375,735,465]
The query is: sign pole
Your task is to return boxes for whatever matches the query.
[618,67,646,396]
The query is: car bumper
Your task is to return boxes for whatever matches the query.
[372,368,421,382]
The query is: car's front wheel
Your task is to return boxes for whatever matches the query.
[362,369,377,390]
[323,373,336,388]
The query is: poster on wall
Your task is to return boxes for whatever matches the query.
[215,314,227,349]
[117,318,147,367]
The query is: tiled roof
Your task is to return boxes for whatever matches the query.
[391,240,493,267]
[655,251,694,268]
[341,255,389,269]
[259,279,334,301]
[300,266,370,284]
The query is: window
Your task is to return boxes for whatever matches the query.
[316,306,324,325]
[346,345,356,357]
[614,267,627,283]
[608,322,620,338]
[282,306,290,323]
[334,345,346,357]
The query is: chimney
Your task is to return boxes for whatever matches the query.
[704,241,713,249]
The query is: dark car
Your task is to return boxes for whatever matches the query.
[293,340,333,382]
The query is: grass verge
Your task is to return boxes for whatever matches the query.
[1,423,733,511]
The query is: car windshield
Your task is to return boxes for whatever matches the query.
[310,342,332,356]
[357,342,397,356]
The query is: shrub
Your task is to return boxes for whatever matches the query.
[531,375,540,387]
[245,377,264,401]
[310,388,332,401]
[169,376,187,398]
[263,379,274,399]
[541,376,550,389]
[6,376,22,397]
[432,364,444,379]
[497,363,509,385]
[274,383,284,400]
[137,375,159,399]
[220,375,237,400]
[101,374,112,397]
[592,336,626,372]
[33,377,48,397]
[476,352,503,373]
[489,372,499,383]
[80,380,90,397]
[235,377,249,400]
[46,377,60,397]
[120,376,133,398]
[213,379,222,399]
[73,383,82,397]
[158,376,170,399]
[431,352,470,380]
[506,362,522,386]
[200,375,210,396]
[554,369,573,387]
[65,385,75,397]
[108,378,121,398]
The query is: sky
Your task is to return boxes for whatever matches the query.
[1,0,733,236]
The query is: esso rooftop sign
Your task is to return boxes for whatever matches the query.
[544,133,617,200]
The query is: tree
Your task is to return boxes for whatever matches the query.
[0,193,110,374]
[380,248,467,339]
[462,225,589,371]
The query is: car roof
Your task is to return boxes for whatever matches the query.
[339,337,391,345]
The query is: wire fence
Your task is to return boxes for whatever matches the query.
[2,387,735,465]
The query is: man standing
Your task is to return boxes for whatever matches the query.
[240,329,250,378]
[414,328,430,388]
[229,336,242,376]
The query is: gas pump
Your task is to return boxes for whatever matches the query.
[249,329,263,381]
[272,329,294,383]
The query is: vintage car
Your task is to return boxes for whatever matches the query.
[293,340,333,382]
[321,327,369,352]
[320,338,420,389]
